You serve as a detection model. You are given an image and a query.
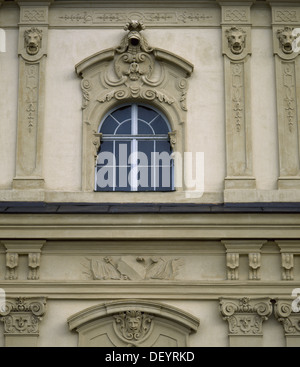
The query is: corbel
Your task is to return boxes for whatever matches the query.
[220,2,256,192]
[2,241,45,280]
[223,240,265,280]
[276,240,300,280]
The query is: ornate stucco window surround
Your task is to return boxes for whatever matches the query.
[75,20,194,193]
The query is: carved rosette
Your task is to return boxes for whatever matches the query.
[274,300,300,336]
[113,310,153,345]
[220,298,272,336]
[0,297,47,335]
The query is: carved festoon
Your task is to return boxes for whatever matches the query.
[0,297,47,335]
[220,297,272,336]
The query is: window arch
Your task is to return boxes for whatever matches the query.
[96,104,174,192]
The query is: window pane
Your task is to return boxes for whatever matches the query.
[115,141,131,191]
[150,115,170,134]
[138,105,158,123]
[111,105,131,123]
[100,116,119,135]
[115,120,131,135]
[138,120,154,135]
[97,104,174,192]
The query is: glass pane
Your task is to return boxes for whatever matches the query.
[111,105,131,123]
[150,115,170,134]
[138,105,158,123]
[138,120,154,135]
[138,140,154,164]
[156,140,172,155]
[115,141,131,191]
[96,141,114,165]
[100,116,119,135]
[115,120,131,135]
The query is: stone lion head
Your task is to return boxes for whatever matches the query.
[226,27,247,55]
[24,27,43,55]
[277,27,298,54]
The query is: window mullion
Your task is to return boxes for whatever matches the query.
[131,104,138,192]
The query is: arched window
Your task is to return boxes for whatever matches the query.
[96,104,174,192]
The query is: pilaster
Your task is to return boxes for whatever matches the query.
[269,3,300,189]
[13,1,50,190]
[220,2,256,193]
[219,297,273,347]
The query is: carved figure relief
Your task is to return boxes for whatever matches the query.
[24,27,43,56]
[83,256,184,281]
[225,27,246,55]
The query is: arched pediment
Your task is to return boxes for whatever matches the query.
[76,20,193,192]
[75,20,194,130]
[68,299,200,347]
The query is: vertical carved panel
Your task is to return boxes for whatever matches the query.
[271,8,300,188]
[13,5,49,190]
[221,4,256,191]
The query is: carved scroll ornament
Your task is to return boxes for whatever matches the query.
[0,297,47,335]
[220,297,272,336]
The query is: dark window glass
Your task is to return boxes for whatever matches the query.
[96,104,174,192]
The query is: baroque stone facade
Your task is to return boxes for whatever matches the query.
[0,0,300,347]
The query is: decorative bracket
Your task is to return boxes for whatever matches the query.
[2,241,45,280]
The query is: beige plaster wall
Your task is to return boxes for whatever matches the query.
[43,28,226,193]
[0,299,285,347]
[0,29,18,189]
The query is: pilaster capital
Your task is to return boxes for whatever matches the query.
[274,299,300,336]
[220,297,273,335]
[0,297,47,335]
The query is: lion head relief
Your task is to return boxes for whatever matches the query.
[24,27,43,56]
[226,27,247,55]
[277,27,299,54]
